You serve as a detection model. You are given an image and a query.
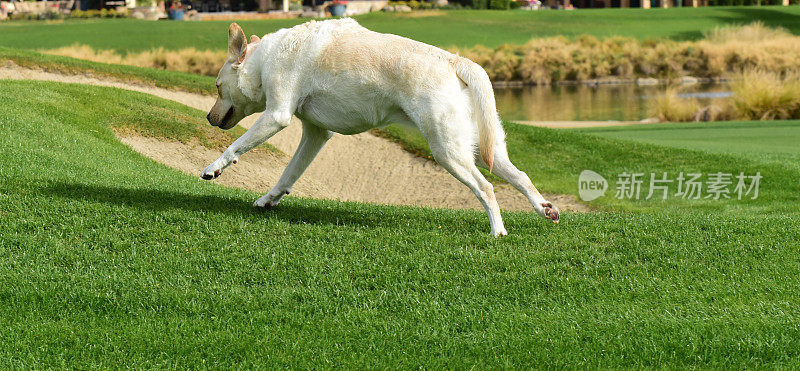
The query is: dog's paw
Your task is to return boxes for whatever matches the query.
[491,227,508,237]
[253,192,286,210]
[201,166,222,180]
[201,157,238,180]
[540,202,560,224]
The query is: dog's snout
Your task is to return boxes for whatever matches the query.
[206,113,213,125]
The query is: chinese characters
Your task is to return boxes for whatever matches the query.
[614,172,761,200]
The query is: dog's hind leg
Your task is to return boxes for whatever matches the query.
[254,121,332,209]
[420,123,507,237]
[438,150,506,237]
[477,145,560,223]
[201,111,291,180]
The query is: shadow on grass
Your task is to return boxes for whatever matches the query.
[669,30,705,41]
[41,181,491,232]
[712,7,800,34]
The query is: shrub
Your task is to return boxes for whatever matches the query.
[454,22,800,85]
[40,10,66,20]
[70,8,128,18]
[649,87,701,122]
[489,0,512,9]
[647,70,800,123]
[436,2,464,8]
[455,0,488,9]
[44,44,226,76]
[730,70,800,120]
[10,12,38,21]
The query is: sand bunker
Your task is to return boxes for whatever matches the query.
[1,62,589,212]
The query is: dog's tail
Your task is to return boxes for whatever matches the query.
[455,58,499,172]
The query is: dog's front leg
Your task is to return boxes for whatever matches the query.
[254,121,332,209]
[201,111,291,180]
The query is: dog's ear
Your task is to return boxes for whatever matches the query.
[228,23,247,64]
[250,35,261,43]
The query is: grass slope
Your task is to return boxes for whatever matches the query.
[2,79,800,367]
[0,46,216,95]
[2,7,800,52]
[381,120,800,213]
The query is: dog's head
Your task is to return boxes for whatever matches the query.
[206,23,263,130]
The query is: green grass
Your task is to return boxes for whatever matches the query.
[378,120,800,212]
[2,7,800,53]
[578,120,800,172]
[2,79,800,367]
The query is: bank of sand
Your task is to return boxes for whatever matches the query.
[1,62,591,212]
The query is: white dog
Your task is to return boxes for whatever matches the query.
[202,19,559,236]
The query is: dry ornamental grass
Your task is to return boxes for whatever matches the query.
[650,70,800,122]
[44,23,800,83]
[458,22,800,85]
[45,44,227,76]
[730,69,800,121]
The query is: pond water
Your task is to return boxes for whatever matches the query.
[494,84,731,122]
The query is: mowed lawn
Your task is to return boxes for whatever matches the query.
[579,120,800,171]
[1,6,800,52]
[380,117,800,213]
[2,79,800,367]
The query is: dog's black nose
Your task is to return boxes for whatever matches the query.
[206,113,212,124]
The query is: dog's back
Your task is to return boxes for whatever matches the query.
[269,19,465,98]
